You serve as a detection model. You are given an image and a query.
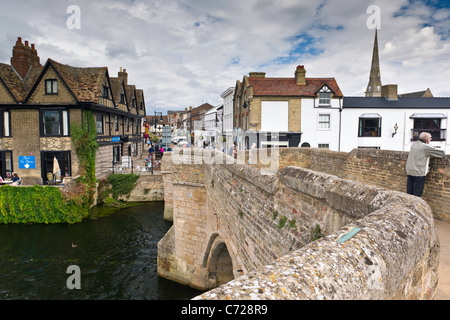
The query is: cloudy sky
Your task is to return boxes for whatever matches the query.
[0,0,449,114]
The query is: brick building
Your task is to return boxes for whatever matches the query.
[0,37,146,184]
[233,65,343,149]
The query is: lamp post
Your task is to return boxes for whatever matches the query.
[154,111,163,137]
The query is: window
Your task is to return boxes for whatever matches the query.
[411,117,446,141]
[120,93,125,104]
[126,118,130,132]
[133,142,138,156]
[0,111,10,137]
[41,110,69,136]
[0,151,13,179]
[318,143,330,148]
[318,86,332,106]
[96,114,104,134]
[113,146,121,163]
[103,85,109,99]
[114,115,119,131]
[318,114,331,129]
[358,114,381,137]
[135,119,139,134]
[45,79,58,94]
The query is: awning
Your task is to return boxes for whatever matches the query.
[409,113,447,119]
[359,113,381,118]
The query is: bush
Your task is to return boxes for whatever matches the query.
[0,185,89,224]
[106,174,139,200]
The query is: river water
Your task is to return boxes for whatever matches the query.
[0,202,203,300]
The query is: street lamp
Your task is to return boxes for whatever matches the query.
[154,111,163,133]
[392,123,398,137]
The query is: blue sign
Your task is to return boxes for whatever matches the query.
[112,136,121,142]
[19,156,36,169]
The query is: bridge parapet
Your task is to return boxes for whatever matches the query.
[159,148,440,299]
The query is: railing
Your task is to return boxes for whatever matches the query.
[103,155,163,175]
[411,128,446,141]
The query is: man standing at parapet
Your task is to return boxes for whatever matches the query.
[406,132,445,197]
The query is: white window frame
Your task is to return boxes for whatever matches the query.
[318,86,331,106]
[317,113,331,130]
[45,79,58,94]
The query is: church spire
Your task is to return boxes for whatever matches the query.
[365,30,382,97]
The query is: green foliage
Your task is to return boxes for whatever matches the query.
[106,174,139,200]
[71,110,99,207]
[272,210,279,220]
[0,185,88,224]
[288,218,297,230]
[277,215,288,229]
[148,133,160,144]
[310,224,324,242]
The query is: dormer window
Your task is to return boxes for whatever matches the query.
[45,79,58,94]
[318,85,332,106]
[120,93,125,104]
[103,85,109,99]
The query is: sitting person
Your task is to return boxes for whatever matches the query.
[12,172,20,183]
[11,172,21,186]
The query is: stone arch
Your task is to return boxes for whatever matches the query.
[202,233,235,289]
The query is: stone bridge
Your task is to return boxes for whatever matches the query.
[157,148,449,299]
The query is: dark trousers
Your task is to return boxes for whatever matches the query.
[407,175,426,197]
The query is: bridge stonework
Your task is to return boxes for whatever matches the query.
[157,148,449,299]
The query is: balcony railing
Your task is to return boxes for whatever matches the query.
[411,129,446,141]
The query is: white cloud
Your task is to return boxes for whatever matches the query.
[0,0,449,112]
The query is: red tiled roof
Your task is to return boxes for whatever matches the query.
[248,77,343,97]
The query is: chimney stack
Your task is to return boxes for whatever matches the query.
[118,67,128,86]
[381,84,398,100]
[10,36,41,79]
[249,72,266,78]
[295,65,306,85]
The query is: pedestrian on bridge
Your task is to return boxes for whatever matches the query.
[406,132,445,197]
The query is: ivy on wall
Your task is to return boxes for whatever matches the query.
[70,110,99,208]
[106,173,139,200]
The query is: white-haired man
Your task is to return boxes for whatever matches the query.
[405,132,445,197]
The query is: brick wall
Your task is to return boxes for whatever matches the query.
[27,66,77,104]
[275,148,450,222]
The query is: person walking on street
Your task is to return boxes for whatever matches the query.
[406,132,445,197]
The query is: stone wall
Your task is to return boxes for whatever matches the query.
[158,149,440,299]
[251,147,450,222]
[122,172,164,202]
[197,163,439,300]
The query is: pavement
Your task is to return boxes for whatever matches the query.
[435,219,450,300]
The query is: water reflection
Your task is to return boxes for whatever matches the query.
[0,202,203,300]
